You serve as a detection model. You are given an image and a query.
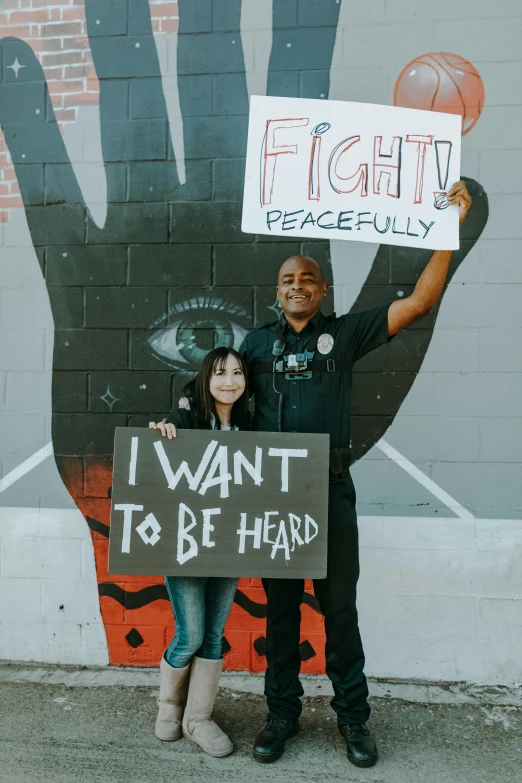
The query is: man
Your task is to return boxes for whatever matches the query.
[239,181,472,768]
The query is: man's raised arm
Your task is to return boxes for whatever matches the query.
[387,181,472,337]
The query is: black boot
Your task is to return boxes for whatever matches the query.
[339,723,378,768]
[253,718,300,763]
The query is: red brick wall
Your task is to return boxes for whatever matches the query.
[0,0,179,221]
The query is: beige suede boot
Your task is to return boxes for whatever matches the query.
[182,656,233,757]
[154,654,191,741]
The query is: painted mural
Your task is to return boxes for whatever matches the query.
[0,0,489,669]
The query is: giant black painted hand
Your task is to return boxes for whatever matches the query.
[0,0,488,662]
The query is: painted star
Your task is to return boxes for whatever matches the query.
[267,297,283,318]
[7,58,25,79]
[100,384,121,412]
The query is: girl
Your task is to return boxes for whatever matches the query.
[149,346,249,758]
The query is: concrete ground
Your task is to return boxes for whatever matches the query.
[1,666,521,783]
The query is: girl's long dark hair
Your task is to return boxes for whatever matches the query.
[181,347,250,430]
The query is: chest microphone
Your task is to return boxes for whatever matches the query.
[272,339,285,357]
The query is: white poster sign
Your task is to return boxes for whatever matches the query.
[241,96,462,250]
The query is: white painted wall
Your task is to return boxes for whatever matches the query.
[358,515,522,685]
[0,506,108,666]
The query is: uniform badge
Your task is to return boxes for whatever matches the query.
[317,333,334,355]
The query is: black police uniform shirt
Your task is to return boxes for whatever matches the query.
[239,304,391,450]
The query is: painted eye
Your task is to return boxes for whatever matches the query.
[148,295,249,370]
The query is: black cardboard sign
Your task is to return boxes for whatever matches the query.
[108,427,330,579]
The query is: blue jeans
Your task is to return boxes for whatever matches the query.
[164,576,238,668]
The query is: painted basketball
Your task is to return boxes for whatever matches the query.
[394,52,484,135]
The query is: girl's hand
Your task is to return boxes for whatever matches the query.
[148,418,177,439]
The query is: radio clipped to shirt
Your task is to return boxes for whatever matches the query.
[273,350,314,380]
[252,338,350,381]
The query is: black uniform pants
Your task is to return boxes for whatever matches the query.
[262,475,370,726]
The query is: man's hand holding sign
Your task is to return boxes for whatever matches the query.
[387,179,471,335]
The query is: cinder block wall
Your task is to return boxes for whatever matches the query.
[1,0,521,683]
